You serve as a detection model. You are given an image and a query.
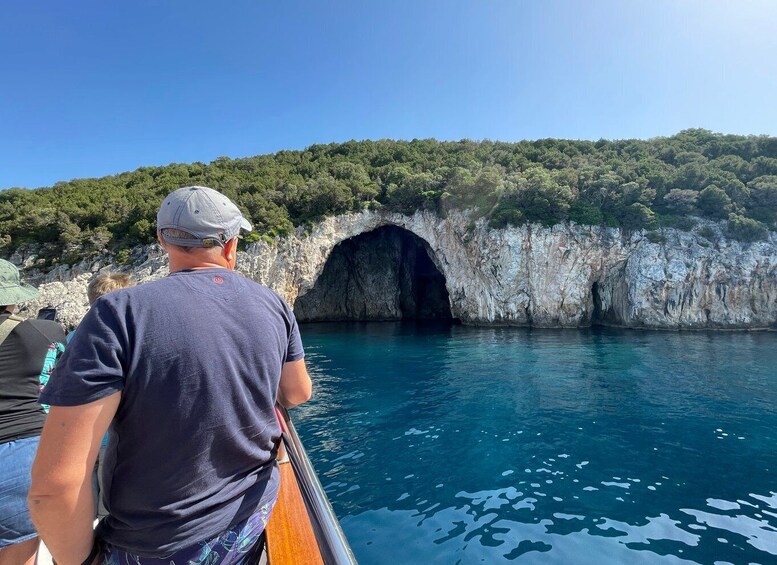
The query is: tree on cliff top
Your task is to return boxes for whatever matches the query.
[1,130,775,267]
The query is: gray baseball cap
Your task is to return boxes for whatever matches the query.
[0,259,39,305]
[157,186,252,248]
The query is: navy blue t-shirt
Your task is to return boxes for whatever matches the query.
[40,268,304,556]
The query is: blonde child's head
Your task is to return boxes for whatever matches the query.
[87,273,134,306]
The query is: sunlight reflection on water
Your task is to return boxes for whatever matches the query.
[294,324,777,564]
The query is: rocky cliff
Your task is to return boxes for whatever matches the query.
[11,210,777,330]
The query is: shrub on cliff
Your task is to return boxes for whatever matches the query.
[618,203,657,230]
[727,214,768,242]
[697,185,733,219]
[663,189,699,215]
[569,201,604,226]
[2,130,776,265]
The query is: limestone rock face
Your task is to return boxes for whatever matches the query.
[239,211,636,328]
[9,211,777,330]
[602,228,777,328]
[16,246,169,330]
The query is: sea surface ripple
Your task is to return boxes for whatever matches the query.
[292,323,777,564]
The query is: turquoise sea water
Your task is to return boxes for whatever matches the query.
[292,323,777,564]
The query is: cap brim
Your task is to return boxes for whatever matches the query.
[239,217,253,232]
[0,283,39,305]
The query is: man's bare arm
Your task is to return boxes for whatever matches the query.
[29,392,121,565]
[278,359,312,408]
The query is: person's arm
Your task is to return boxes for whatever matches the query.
[29,392,121,565]
[277,359,312,408]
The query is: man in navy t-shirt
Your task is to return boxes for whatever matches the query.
[30,186,312,564]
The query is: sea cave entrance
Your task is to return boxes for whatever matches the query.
[293,226,455,322]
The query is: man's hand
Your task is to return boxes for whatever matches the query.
[29,392,121,565]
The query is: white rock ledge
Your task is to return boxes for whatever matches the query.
[10,211,777,331]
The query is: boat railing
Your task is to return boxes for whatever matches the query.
[276,405,358,565]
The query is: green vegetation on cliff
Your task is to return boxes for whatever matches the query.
[2,129,776,264]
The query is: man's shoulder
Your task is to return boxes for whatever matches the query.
[238,275,279,296]
[96,272,291,311]
[244,278,293,309]
[221,271,287,301]
[24,318,62,331]
[21,318,66,343]
[96,277,169,304]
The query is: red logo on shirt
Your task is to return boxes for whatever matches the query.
[213,276,224,284]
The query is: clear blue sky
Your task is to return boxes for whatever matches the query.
[2,0,776,189]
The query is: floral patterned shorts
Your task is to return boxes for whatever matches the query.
[99,500,275,565]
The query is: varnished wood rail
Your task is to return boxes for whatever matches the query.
[265,452,324,565]
[265,406,356,565]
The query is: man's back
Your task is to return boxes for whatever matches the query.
[41,269,304,555]
[0,315,65,443]
[31,185,311,565]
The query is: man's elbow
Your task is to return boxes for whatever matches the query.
[27,483,61,526]
[282,382,313,408]
[27,491,53,524]
[29,479,61,507]
[279,359,313,407]
[28,476,85,529]
[298,383,313,405]
[28,463,81,508]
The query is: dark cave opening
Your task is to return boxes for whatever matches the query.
[591,281,603,326]
[591,280,620,327]
[293,226,455,322]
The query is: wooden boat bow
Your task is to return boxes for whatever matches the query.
[265,406,357,565]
